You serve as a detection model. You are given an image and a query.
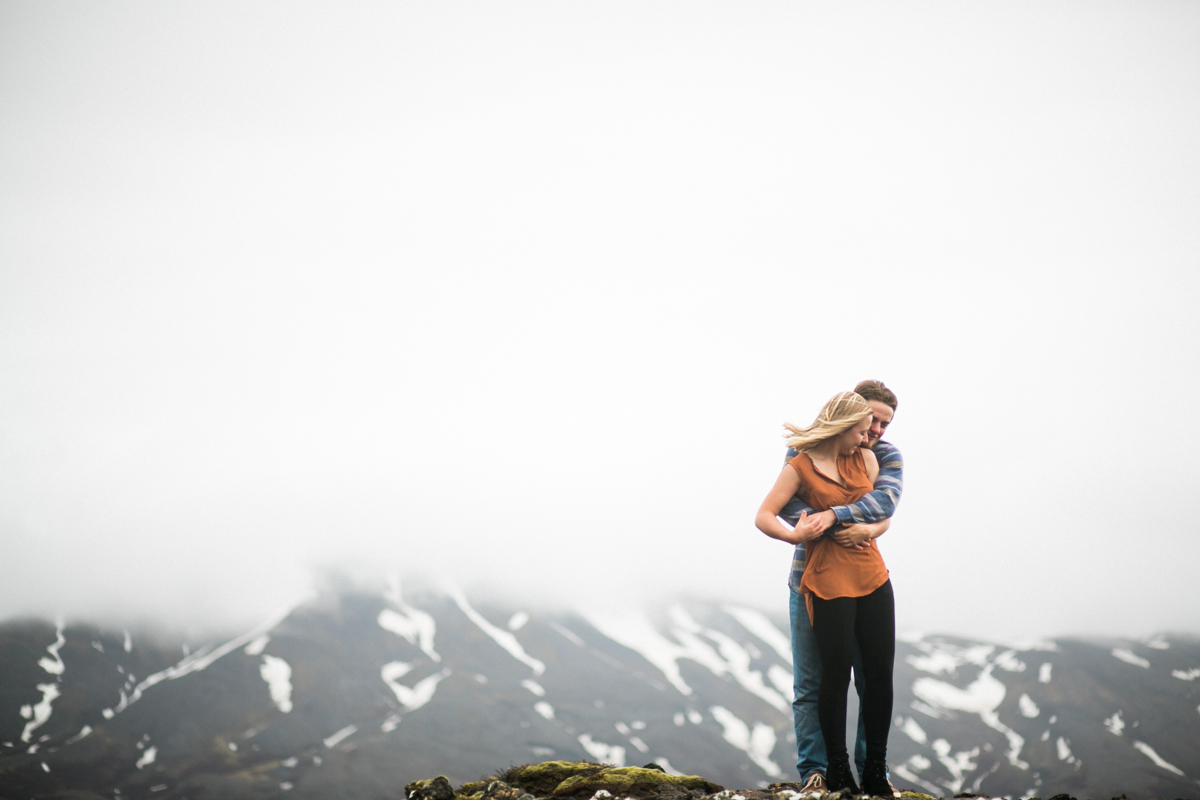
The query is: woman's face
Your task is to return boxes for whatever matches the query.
[835,416,873,456]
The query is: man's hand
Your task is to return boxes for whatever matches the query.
[833,519,890,550]
[808,509,836,536]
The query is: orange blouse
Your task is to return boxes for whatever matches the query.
[789,449,890,607]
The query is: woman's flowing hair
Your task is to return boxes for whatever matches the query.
[784,391,873,453]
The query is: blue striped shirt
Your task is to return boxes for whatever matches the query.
[781,439,904,592]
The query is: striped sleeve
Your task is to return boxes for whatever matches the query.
[830,440,904,525]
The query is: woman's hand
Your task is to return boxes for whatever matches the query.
[792,513,830,544]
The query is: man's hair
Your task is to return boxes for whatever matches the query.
[853,379,898,411]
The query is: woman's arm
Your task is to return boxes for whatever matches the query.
[756,466,826,545]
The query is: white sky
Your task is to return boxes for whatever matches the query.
[2,1,1198,640]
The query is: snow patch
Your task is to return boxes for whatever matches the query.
[680,610,786,712]
[912,663,1028,770]
[260,655,293,713]
[768,665,791,698]
[1111,648,1150,668]
[893,759,942,796]
[381,661,450,714]
[535,701,555,720]
[931,738,979,795]
[584,609,700,695]
[722,605,791,661]
[1018,694,1039,718]
[1104,710,1124,736]
[898,716,927,744]
[21,683,61,744]
[550,622,585,647]
[997,638,1059,652]
[1056,736,1078,766]
[522,679,546,697]
[508,612,530,631]
[993,650,1026,672]
[654,757,682,776]
[66,725,92,744]
[323,725,357,748]
[586,605,786,710]
[1171,668,1200,681]
[115,611,291,716]
[907,754,932,771]
[578,733,625,767]
[907,650,961,676]
[709,705,782,778]
[906,640,1000,677]
[1145,637,1169,650]
[1038,663,1052,683]
[450,587,544,675]
[379,579,441,662]
[39,622,66,676]
[244,636,269,656]
[1133,741,1183,775]
[136,746,157,769]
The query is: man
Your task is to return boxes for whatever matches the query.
[776,380,903,795]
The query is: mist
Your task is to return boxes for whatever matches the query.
[2,1,1199,641]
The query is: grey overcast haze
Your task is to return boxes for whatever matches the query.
[2,1,1198,642]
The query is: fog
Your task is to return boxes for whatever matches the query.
[2,1,1198,640]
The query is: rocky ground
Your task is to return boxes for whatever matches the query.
[406,760,932,800]
[403,760,1185,800]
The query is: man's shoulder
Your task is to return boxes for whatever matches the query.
[871,439,903,465]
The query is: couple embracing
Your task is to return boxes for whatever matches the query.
[755,381,903,797]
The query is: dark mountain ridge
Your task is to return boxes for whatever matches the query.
[2,586,1197,799]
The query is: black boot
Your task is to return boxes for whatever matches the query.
[860,757,892,797]
[825,753,860,794]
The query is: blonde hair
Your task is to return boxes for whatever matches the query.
[784,391,873,453]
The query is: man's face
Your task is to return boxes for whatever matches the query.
[864,400,895,447]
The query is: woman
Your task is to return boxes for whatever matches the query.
[755,391,895,795]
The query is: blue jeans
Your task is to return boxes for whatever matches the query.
[790,588,867,780]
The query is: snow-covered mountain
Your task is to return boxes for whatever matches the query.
[2,585,1198,799]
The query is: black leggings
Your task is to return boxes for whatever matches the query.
[811,580,895,763]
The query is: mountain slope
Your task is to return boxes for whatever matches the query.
[1,587,1197,799]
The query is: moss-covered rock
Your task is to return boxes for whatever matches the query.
[551,766,724,798]
[499,762,612,796]
[407,775,455,800]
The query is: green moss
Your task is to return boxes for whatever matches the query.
[459,782,491,796]
[552,766,723,798]
[897,793,937,800]
[499,762,611,796]
[406,776,455,800]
